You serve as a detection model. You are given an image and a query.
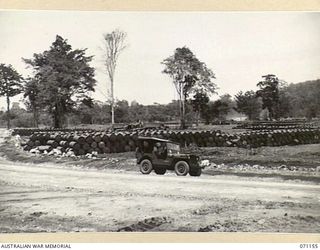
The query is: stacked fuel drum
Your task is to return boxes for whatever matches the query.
[20,127,320,156]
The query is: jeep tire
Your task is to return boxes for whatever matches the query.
[189,168,202,176]
[174,161,190,176]
[154,167,166,175]
[139,159,153,174]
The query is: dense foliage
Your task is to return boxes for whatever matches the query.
[256,74,280,120]
[234,90,262,120]
[0,64,23,128]
[23,35,96,128]
[162,47,216,128]
[1,76,320,128]
[281,79,320,119]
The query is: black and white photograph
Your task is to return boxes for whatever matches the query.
[0,10,319,234]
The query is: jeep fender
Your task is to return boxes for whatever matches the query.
[172,158,200,170]
[137,156,152,165]
[171,158,188,167]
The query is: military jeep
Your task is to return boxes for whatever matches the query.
[135,137,204,176]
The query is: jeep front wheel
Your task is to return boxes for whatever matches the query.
[139,159,153,174]
[174,161,189,176]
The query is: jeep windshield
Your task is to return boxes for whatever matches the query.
[167,142,180,154]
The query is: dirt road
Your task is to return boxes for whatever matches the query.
[0,157,319,233]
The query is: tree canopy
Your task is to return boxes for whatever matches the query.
[190,91,210,125]
[0,63,23,128]
[235,90,262,120]
[281,79,320,119]
[256,74,280,120]
[23,35,96,128]
[23,77,41,127]
[162,47,216,128]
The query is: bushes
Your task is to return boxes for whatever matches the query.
[10,113,35,128]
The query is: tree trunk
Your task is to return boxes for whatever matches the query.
[178,96,183,129]
[33,108,39,128]
[181,98,186,129]
[111,78,115,125]
[54,113,59,128]
[6,94,10,129]
[178,84,186,129]
[54,103,64,128]
[196,110,200,126]
[111,104,115,125]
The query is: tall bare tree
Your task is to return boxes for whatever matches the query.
[102,29,127,125]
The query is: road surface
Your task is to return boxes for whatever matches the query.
[0,156,319,232]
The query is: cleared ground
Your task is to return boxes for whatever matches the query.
[0,129,319,233]
[1,158,320,233]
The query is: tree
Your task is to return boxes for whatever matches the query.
[162,47,216,128]
[283,79,320,119]
[214,94,234,121]
[200,95,234,124]
[234,90,262,120]
[24,77,41,127]
[102,29,127,125]
[114,100,130,123]
[256,74,280,120]
[278,86,291,119]
[129,101,145,122]
[23,35,96,128]
[0,64,23,129]
[212,99,230,121]
[8,104,35,128]
[190,91,209,125]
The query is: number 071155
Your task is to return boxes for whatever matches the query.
[300,244,319,249]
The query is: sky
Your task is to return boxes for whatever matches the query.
[0,11,319,110]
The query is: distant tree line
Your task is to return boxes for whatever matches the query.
[234,76,320,121]
[0,96,233,128]
[1,77,319,128]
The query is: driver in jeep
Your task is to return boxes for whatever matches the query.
[153,142,167,159]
